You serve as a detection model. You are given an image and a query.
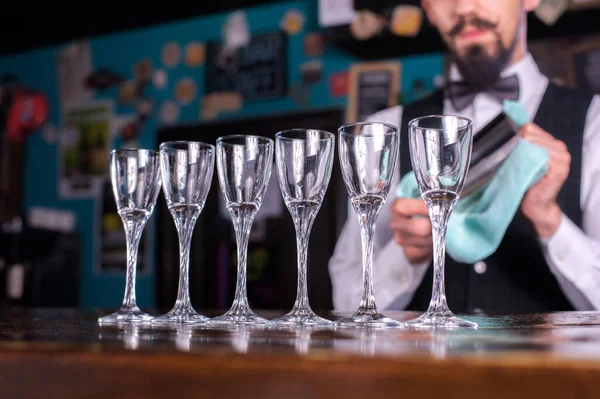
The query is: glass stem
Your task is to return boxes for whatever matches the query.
[120,211,148,309]
[426,199,454,315]
[291,205,317,312]
[173,207,200,308]
[358,216,377,312]
[230,206,256,310]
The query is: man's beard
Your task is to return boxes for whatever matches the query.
[448,17,518,90]
[454,39,514,90]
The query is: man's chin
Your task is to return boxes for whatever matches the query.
[455,44,498,62]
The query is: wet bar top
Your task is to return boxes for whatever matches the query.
[1,308,600,398]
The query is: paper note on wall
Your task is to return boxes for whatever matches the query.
[55,39,94,112]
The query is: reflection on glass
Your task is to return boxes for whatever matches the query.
[272,129,335,327]
[405,115,476,329]
[175,325,193,352]
[335,122,402,328]
[294,328,312,355]
[209,135,274,326]
[231,329,251,353]
[98,149,162,325]
[152,141,215,325]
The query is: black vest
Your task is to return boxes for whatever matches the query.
[400,83,594,313]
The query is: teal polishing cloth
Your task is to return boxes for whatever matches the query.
[396,102,549,263]
[503,99,530,127]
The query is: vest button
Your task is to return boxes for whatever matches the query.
[474,261,487,274]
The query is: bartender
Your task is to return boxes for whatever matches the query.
[329,0,600,313]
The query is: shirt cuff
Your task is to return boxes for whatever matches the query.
[542,213,598,288]
[373,240,430,310]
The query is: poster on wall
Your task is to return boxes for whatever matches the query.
[58,100,113,198]
[345,61,401,123]
[55,40,95,112]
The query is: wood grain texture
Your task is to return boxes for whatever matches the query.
[1,308,600,398]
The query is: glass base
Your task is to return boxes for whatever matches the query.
[98,306,153,325]
[271,307,333,327]
[208,307,270,327]
[335,307,403,328]
[151,305,209,325]
[404,310,478,330]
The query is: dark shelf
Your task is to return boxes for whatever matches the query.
[324,8,600,60]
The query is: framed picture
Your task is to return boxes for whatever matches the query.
[345,61,401,123]
[58,99,113,198]
[566,38,600,93]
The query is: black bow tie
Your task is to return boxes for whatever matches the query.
[446,74,520,112]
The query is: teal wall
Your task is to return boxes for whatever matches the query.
[0,0,444,308]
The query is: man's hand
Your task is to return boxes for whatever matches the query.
[390,198,433,264]
[519,123,570,238]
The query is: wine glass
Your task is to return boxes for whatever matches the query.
[152,141,215,325]
[335,122,402,328]
[209,135,274,326]
[404,115,476,329]
[271,129,335,327]
[98,148,161,325]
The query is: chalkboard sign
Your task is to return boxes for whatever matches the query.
[346,61,401,123]
[205,31,288,101]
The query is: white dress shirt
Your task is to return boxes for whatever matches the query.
[329,53,600,312]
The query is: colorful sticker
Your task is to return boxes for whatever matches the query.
[300,60,323,85]
[118,81,137,105]
[329,70,349,97]
[200,92,243,120]
[112,114,136,137]
[390,5,423,37]
[161,42,181,67]
[153,69,167,89]
[280,9,305,35]
[185,42,206,67]
[174,77,197,105]
[136,97,153,118]
[303,32,325,57]
[159,99,181,125]
[133,58,153,83]
[350,10,381,40]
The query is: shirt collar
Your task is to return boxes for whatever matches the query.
[447,52,547,104]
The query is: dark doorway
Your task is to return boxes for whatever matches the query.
[155,108,345,313]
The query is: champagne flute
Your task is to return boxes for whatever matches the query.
[335,122,402,328]
[98,148,161,325]
[209,135,274,326]
[404,115,477,329]
[271,129,335,327]
[152,141,214,325]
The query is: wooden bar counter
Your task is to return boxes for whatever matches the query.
[1,308,600,398]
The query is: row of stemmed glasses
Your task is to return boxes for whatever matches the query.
[99,115,476,330]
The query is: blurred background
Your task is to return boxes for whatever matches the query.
[0,0,598,312]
